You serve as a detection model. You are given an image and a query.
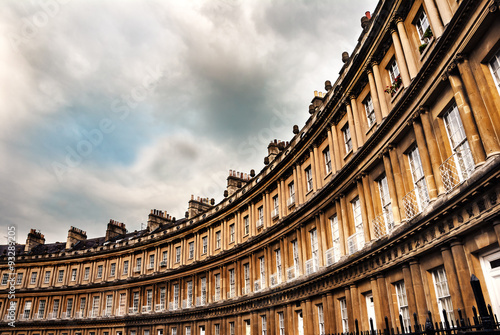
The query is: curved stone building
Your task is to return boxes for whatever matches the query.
[2,0,500,334]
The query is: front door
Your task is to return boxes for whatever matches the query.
[366,293,377,330]
[199,326,205,335]
[297,311,304,335]
[480,249,500,318]
[245,320,251,335]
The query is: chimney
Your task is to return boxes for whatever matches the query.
[188,195,214,219]
[311,91,324,109]
[147,209,172,232]
[226,169,251,197]
[105,219,127,241]
[25,229,45,252]
[66,226,87,249]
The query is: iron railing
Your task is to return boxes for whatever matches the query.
[440,147,475,193]
[372,211,394,239]
[403,186,429,220]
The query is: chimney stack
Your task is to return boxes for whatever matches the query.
[148,209,173,231]
[187,195,214,219]
[66,226,87,249]
[25,229,45,252]
[105,219,127,242]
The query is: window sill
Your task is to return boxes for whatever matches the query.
[323,171,332,180]
[390,87,403,103]
[229,241,235,245]
[343,149,353,161]
[243,234,249,238]
[419,37,434,61]
[305,189,313,196]
[365,122,377,135]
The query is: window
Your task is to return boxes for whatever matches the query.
[122,261,129,275]
[71,269,77,281]
[272,195,279,219]
[66,298,73,316]
[185,326,191,335]
[378,175,394,235]
[146,290,152,309]
[79,297,86,315]
[149,254,155,269]
[133,292,139,312]
[261,315,267,335]
[52,299,60,315]
[1,274,7,285]
[408,145,430,211]
[109,264,116,277]
[307,229,319,274]
[44,271,50,284]
[395,281,411,330]
[119,293,126,315]
[162,251,168,262]
[160,287,166,308]
[349,197,365,253]
[292,240,300,277]
[97,266,103,279]
[275,248,282,284]
[229,224,235,242]
[342,125,353,153]
[259,256,266,289]
[188,242,194,259]
[171,328,177,335]
[257,206,264,227]
[490,49,500,94]
[388,59,401,84]
[229,322,235,335]
[364,95,376,127]
[173,284,179,309]
[317,304,325,335]
[329,215,341,264]
[216,231,221,249]
[229,269,235,298]
[416,10,431,43]
[305,166,313,192]
[278,312,285,335]
[214,274,221,301]
[323,147,332,174]
[58,270,64,282]
[244,263,250,294]
[23,301,31,319]
[340,298,349,332]
[244,216,250,235]
[16,273,23,285]
[187,281,193,307]
[175,247,181,263]
[38,300,46,318]
[91,296,100,316]
[432,267,454,324]
[136,258,142,271]
[104,295,112,316]
[201,277,207,305]
[442,104,475,189]
[214,324,220,335]
[288,182,295,206]
[202,236,208,254]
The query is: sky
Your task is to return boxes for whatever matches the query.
[0,0,379,244]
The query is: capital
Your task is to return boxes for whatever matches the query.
[418,106,429,115]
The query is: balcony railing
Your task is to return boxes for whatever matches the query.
[305,257,319,275]
[256,218,264,228]
[347,232,365,255]
[116,308,125,316]
[402,186,429,220]
[74,311,84,319]
[20,315,29,321]
[325,246,339,266]
[372,210,395,238]
[254,280,261,292]
[242,285,251,295]
[287,194,295,207]
[271,208,279,219]
[214,289,221,302]
[227,289,236,298]
[102,311,112,318]
[133,266,141,273]
[142,305,152,313]
[155,303,165,312]
[35,313,45,320]
[287,266,297,281]
[440,147,475,193]
[61,312,70,319]
[128,307,139,314]
[147,264,154,270]
[88,311,98,318]
[160,260,167,267]
[168,302,179,311]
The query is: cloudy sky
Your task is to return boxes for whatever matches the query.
[0,0,378,244]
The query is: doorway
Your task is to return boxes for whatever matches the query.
[480,248,500,318]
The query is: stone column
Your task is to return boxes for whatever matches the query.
[335,198,347,256]
[377,274,392,328]
[361,173,375,228]
[327,128,337,173]
[401,264,418,321]
[312,146,320,190]
[305,299,313,334]
[494,220,500,246]
[269,307,275,335]
[330,123,343,170]
[446,69,486,164]
[350,284,361,329]
[293,166,301,205]
[389,28,411,87]
[296,164,305,204]
[440,246,466,314]
[422,0,444,37]
[340,195,351,250]
[345,286,355,332]
[412,116,438,199]
[434,0,452,26]
[350,95,364,147]
[280,179,286,218]
[456,55,500,156]
[395,17,418,78]
[356,178,371,242]
[326,293,336,333]
[371,61,390,118]
[366,67,383,124]
[317,212,327,267]
[382,150,402,224]
[346,101,359,150]
[286,303,293,334]
[265,191,272,229]
[370,276,384,330]
[418,107,445,195]
[450,239,475,311]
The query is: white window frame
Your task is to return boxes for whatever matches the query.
[342,125,353,153]
[323,148,332,174]
[216,231,221,249]
[432,267,454,325]
[364,94,376,127]
[97,265,103,279]
[23,301,31,319]
[278,312,285,335]
[388,58,401,84]
[109,264,115,277]
[489,49,500,94]
[173,284,179,309]
[43,271,50,284]
[58,270,64,282]
[395,281,411,330]
[305,166,313,192]
[340,298,349,332]
[408,146,430,211]
[244,216,250,235]
[149,254,155,268]
[229,269,235,297]
[416,10,431,43]
[202,236,208,254]
[378,175,394,232]
[230,224,235,243]
[317,304,325,335]
[188,242,195,259]
[187,281,193,307]
[259,256,266,289]
[175,247,181,263]
[261,315,267,335]
[122,262,128,275]
[244,263,250,294]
